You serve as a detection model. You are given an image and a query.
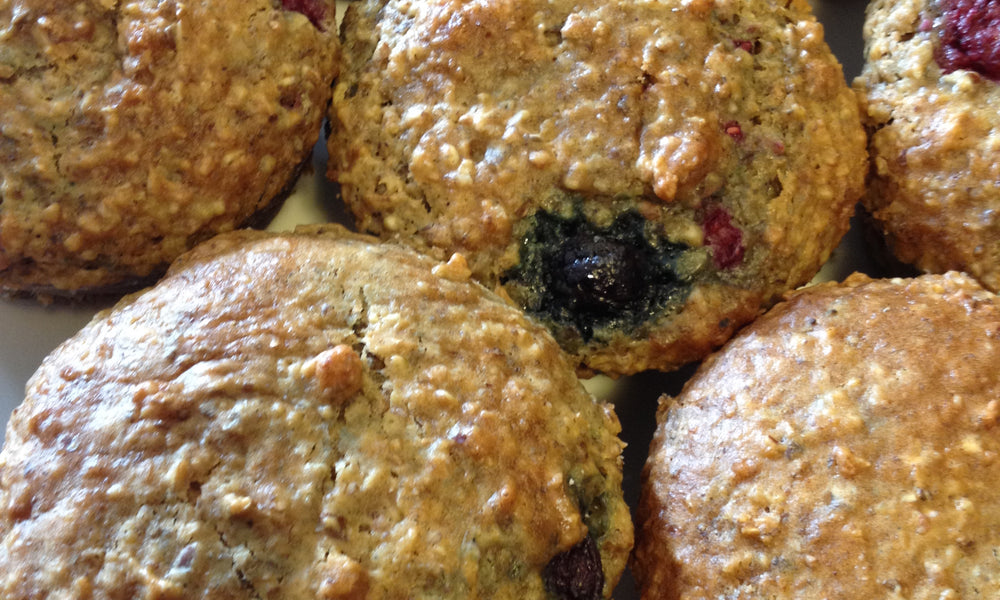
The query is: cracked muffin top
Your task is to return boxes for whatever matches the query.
[0,225,633,600]
[0,0,339,297]
[327,0,867,376]
[855,0,1000,292]
[634,272,1000,599]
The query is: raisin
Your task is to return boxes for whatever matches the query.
[502,209,692,343]
[934,0,1000,81]
[281,0,326,30]
[542,535,604,600]
[701,206,744,269]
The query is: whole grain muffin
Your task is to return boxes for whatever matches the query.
[0,0,339,297]
[634,272,1000,599]
[0,225,633,599]
[327,0,868,376]
[856,0,1000,291]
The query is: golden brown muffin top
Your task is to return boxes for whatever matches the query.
[329,0,867,375]
[636,272,1000,599]
[856,0,1000,291]
[0,0,338,296]
[0,225,632,599]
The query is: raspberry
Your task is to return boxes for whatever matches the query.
[281,0,326,30]
[723,120,744,142]
[701,206,744,269]
[934,0,1000,81]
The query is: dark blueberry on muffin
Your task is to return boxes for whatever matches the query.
[503,208,691,347]
[543,536,604,600]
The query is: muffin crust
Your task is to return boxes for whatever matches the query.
[635,272,1000,599]
[0,0,339,296]
[329,0,867,375]
[0,225,632,599]
[856,0,1000,291]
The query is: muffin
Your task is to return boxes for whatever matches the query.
[856,0,1000,291]
[634,272,1000,599]
[0,225,633,599]
[0,0,339,297]
[327,0,868,376]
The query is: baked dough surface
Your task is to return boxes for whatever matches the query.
[0,225,632,599]
[636,272,1000,599]
[856,0,1000,291]
[0,0,339,295]
[329,0,867,375]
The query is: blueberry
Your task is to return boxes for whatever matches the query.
[934,0,1000,81]
[542,535,604,600]
[502,209,692,343]
[558,234,641,314]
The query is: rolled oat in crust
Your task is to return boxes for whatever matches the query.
[328,0,867,376]
[0,0,339,297]
[0,225,632,599]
